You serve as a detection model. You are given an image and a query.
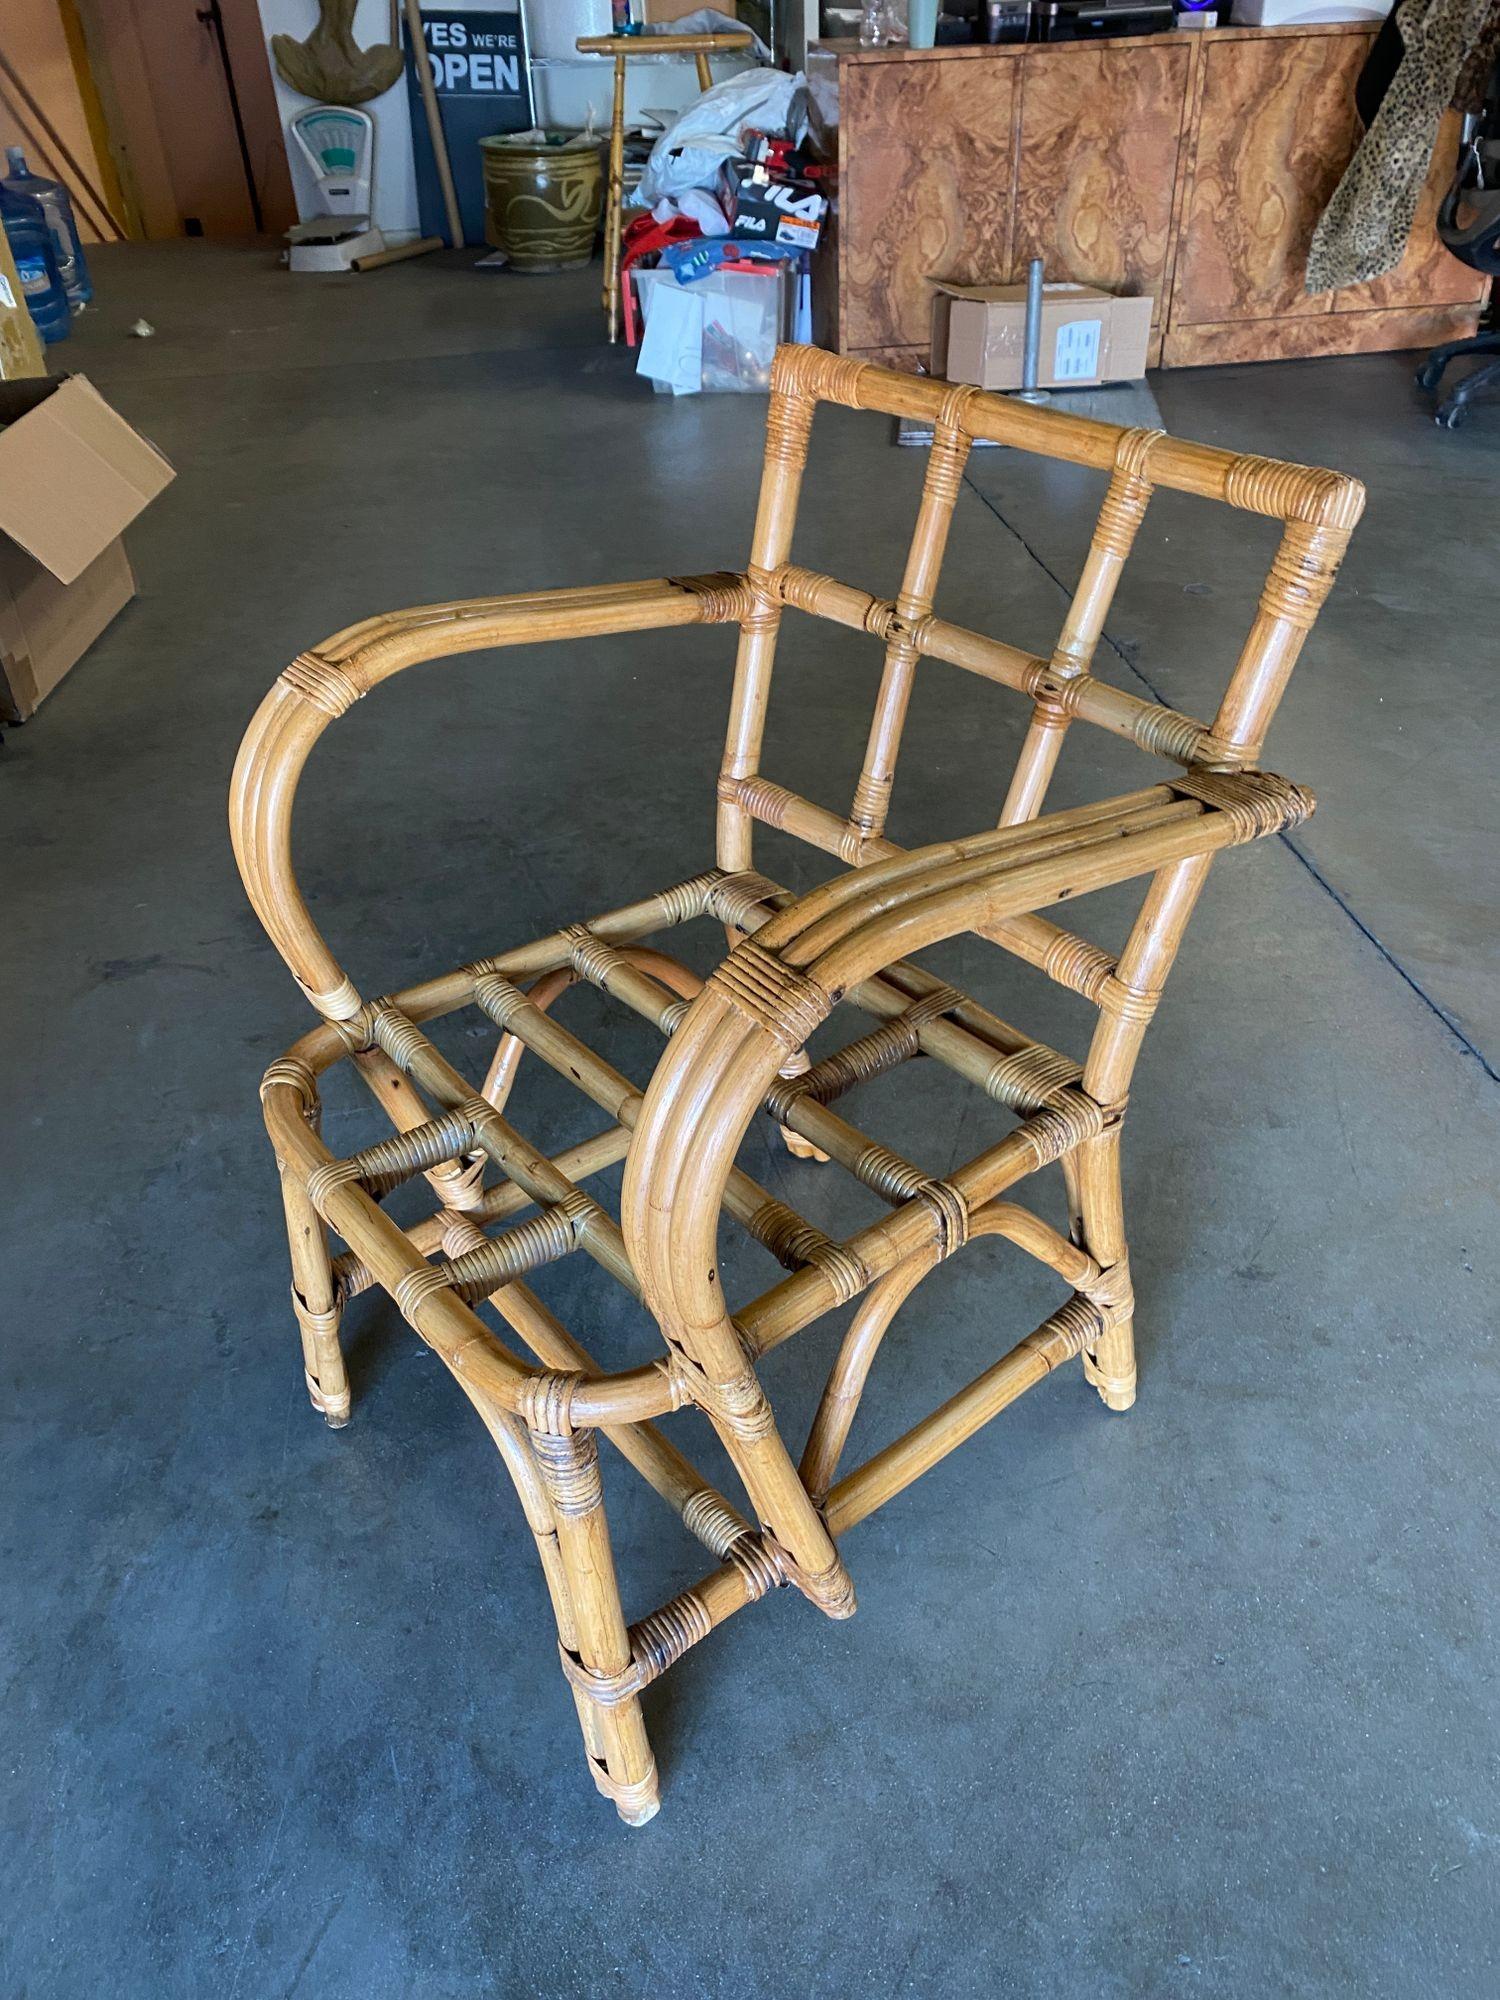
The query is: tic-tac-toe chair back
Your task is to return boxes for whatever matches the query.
[233,345,1363,1822]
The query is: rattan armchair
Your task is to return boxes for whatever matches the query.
[232,345,1363,1824]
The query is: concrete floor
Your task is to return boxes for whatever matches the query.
[3,243,1496,1998]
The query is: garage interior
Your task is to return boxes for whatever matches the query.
[1,5,1497,1998]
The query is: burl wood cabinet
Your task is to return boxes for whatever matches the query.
[809,24,1484,371]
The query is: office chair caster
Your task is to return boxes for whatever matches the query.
[1435,358,1500,426]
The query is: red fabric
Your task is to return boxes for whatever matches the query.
[620,214,700,346]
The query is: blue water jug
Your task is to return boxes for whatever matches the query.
[2,149,91,309]
[0,181,69,343]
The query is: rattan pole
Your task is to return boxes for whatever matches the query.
[724,767,1134,991]
[772,347,1367,528]
[775,567,1217,769]
[999,430,1158,825]
[439,1373,611,1767]
[455,1385,582,1664]
[277,1162,349,1425]
[849,404,973,841]
[801,788,1307,996]
[716,372,817,890]
[1078,852,1215,1405]
[477,967,573,1112]
[604,53,627,340]
[800,1251,937,1498]
[825,1300,1091,1535]
[527,1419,660,1823]
[353,1046,483,1209]
[1209,514,1357,762]
[625,992,857,1619]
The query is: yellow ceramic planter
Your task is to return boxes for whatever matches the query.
[480,133,604,272]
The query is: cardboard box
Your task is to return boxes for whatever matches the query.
[720,159,827,250]
[931,281,1154,391]
[0,375,174,722]
[0,225,47,382]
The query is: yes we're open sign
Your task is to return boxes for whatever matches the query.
[404,5,533,245]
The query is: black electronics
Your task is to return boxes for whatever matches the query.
[981,0,1031,38]
[1035,0,1174,36]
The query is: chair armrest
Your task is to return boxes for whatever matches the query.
[230,574,746,1020]
[622,766,1312,1388]
[767,767,1314,999]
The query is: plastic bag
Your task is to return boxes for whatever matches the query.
[652,188,731,236]
[648,10,772,60]
[637,70,808,205]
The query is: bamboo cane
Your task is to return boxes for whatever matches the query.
[401,0,463,248]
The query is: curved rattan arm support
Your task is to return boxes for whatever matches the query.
[229,575,748,1022]
[622,768,1312,1560]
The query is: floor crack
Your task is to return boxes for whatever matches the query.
[961,468,1499,1084]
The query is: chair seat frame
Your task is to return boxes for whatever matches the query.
[232,347,1363,1823]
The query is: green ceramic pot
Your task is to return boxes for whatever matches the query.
[480,133,604,272]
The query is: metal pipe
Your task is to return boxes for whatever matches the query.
[196,1,264,234]
[1017,255,1050,406]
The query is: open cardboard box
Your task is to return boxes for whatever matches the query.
[931,281,1154,392]
[0,375,174,723]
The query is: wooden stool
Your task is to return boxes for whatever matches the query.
[233,346,1363,1824]
[575,29,754,343]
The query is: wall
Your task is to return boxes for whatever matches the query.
[0,0,115,242]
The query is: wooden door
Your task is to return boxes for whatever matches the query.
[839,53,1018,355]
[1334,108,1485,311]
[1012,39,1194,330]
[107,0,293,237]
[1171,31,1368,327]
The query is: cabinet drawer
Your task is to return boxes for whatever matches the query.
[840,56,1017,353]
[1172,33,1367,326]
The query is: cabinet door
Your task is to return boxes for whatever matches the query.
[1172,32,1368,326]
[840,55,1018,352]
[1334,109,1486,310]
[1012,41,1194,324]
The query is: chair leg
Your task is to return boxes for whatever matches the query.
[1416,330,1500,393]
[604,54,627,343]
[1071,1127,1136,1412]
[1435,353,1500,428]
[529,1422,660,1825]
[461,1389,622,1800]
[279,1166,350,1427]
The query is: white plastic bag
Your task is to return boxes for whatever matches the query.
[636,70,808,204]
[652,188,731,236]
